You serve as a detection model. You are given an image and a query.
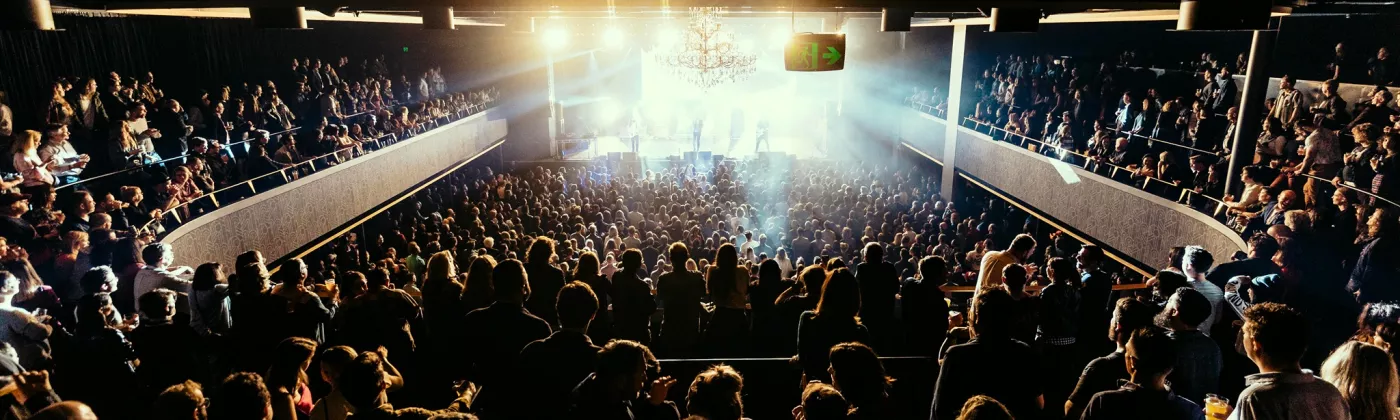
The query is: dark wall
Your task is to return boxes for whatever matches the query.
[0,11,537,129]
[962,20,1252,74]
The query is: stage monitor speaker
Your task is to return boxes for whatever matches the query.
[684,151,713,162]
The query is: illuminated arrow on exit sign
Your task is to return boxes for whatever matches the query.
[784,33,845,72]
[823,46,842,65]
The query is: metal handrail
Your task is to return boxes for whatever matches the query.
[1295,172,1400,208]
[994,102,1221,156]
[55,126,300,191]
[1107,126,1222,156]
[134,98,495,237]
[958,115,1243,222]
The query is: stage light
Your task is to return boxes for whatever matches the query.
[604,26,624,49]
[770,28,791,49]
[543,28,568,50]
[658,28,681,48]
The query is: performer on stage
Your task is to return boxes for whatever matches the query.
[626,117,640,154]
[729,108,744,153]
[692,118,704,152]
[755,118,770,153]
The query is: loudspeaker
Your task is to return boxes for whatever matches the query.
[422,6,455,30]
[989,8,1039,33]
[0,0,55,31]
[607,152,622,162]
[622,152,638,161]
[881,9,912,32]
[1175,0,1271,31]
[684,151,712,162]
[250,7,308,29]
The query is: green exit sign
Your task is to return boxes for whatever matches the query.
[785,33,846,72]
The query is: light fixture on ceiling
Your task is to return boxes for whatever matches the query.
[654,7,758,91]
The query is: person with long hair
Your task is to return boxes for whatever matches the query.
[524,236,567,328]
[703,243,750,356]
[11,131,56,196]
[796,268,869,383]
[419,250,467,404]
[748,259,785,355]
[1321,341,1400,420]
[265,337,318,420]
[612,249,656,346]
[189,262,231,338]
[461,254,495,313]
[829,342,893,419]
[573,251,615,344]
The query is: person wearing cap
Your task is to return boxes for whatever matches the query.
[0,193,37,252]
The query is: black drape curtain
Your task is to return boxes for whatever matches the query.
[0,11,526,131]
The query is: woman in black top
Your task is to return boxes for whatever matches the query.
[461,254,496,313]
[573,252,614,345]
[748,259,785,356]
[796,268,870,383]
[610,249,655,346]
[1036,257,1082,418]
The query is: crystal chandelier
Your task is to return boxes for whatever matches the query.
[655,7,757,91]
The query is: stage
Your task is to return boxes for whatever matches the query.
[560,133,827,161]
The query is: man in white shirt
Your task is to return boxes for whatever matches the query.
[132,242,193,315]
[1182,246,1224,336]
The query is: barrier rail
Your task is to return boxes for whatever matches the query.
[56,126,301,191]
[55,95,493,192]
[133,102,492,237]
[984,102,1220,157]
[1295,172,1400,209]
[960,116,1250,224]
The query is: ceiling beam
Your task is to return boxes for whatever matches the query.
[64,0,1185,13]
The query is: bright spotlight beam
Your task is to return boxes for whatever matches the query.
[604,26,624,49]
[658,28,680,48]
[543,28,568,50]
[770,28,792,49]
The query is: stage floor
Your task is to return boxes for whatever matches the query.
[562,135,829,160]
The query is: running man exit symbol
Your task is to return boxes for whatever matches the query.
[784,33,845,72]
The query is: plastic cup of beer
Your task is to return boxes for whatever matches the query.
[1204,393,1229,418]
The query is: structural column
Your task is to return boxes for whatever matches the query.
[940,24,968,198]
[1224,30,1275,196]
[546,50,560,158]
